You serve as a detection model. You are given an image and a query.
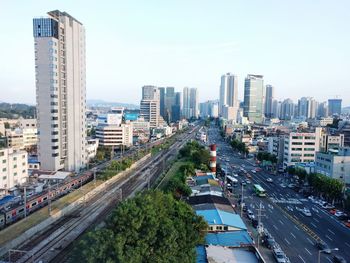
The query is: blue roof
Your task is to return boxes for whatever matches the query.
[195,174,215,182]
[196,209,247,230]
[196,245,207,263]
[28,157,39,163]
[205,231,253,247]
[0,195,15,206]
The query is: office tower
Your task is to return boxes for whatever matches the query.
[219,73,238,115]
[140,86,160,128]
[243,74,265,123]
[159,87,165,118]
[183,87,198,119]
[33,10,87,172]
[171,92,182,122]
[165,87,176,123]
[328,99,342,116]
[271,99,279,118]
[142,85,159,100]
[317,102,328,118]
[280,99,295,120]
[264,85,274,118]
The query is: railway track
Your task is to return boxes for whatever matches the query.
[7,128,198,263]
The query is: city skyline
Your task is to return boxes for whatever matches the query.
[1,1,350,105]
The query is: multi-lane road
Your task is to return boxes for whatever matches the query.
[207,126,350,263]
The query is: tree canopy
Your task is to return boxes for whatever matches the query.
[257,151,277,164]
[230,139,249,155]
[71,191,207,263]
[179,141,210,169]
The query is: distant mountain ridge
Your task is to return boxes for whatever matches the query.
[342,106,350,114]
[0,102,36,119]
[87,99,139,109]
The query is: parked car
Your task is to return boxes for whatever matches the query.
[252,218,259,228]
[241,181,247,186]
[251,170,257,174]
[266,178,273,183]
[322,203,335,209]
[329,209,337,215]
[315,242,331,254]
[288,183,296,189]
[246,179,251,184]
[333,255,347,263]
[273,248,288,263]
[247,210,255,220]
[345,220,350,228]
[335,211,346,218]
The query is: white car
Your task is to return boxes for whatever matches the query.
[273,248,287,263]
[335,211,346,217]
[280,184,287,188]
[302,208,312,217]
[322,203,334,209]
[247,210,255,220]
[251,170,256,173]
[266,178,273,183]
[232,173,239,177]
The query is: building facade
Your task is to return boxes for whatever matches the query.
[264,85,274,118]
[0,148,28,193]
[283,128,322,168]
[315,147,350,184]
[328,99,342,116]
[183,87,198,119]
[34,10,87,172]
[219,73,238,116]
[243,74,264,123]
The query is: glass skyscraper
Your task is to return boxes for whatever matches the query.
[243,74,264,123]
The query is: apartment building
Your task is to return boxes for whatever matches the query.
[33,11,87,172]
[0,148,28,193]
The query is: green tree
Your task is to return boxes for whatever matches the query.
[71,191,207,263]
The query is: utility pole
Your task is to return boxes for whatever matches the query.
[148,169,151,190]
[240,183,244,217]
[256,202,265,249]
[23,186,27,218]
[93,169,97,186]
[48,183,52,216]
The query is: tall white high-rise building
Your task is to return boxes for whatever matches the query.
[33,10,87,172]
[183,87,198,119]
[243,74,265,123]
[140,86,160,128]
[264,85,274,118]
[219,73,238,115]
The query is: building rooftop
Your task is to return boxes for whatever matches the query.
[205,245,260,263]
[205,231,253,247]
[196,209,247,230]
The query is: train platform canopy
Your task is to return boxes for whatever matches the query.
[0,195,15,206]
[38,171,71,181]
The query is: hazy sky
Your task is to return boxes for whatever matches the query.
[1,1,350,106]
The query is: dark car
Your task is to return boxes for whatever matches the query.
[333,255,347,263]
[251,218,259,228]
[316,242,331,254]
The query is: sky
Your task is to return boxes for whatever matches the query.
[1,0,350,106]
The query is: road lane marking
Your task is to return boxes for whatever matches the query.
[273,224,278,230]
[306,238,313,245]
[325,234,333,241]
[290,232,296,239]
[294,225,300,231]
[313,218,319,223]
[310,222,317,228]
[283,215,288,219]
[326,257,332,263]
[298,255,306,263]
[279,220,284,225]
[345,242,350,248]
[327,229,335,235]
[284,238,290,245]
[305,248,312,255]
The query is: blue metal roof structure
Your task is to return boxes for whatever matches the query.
[196,209,247,230]
[196,245,207,263]
[205,231,253,247]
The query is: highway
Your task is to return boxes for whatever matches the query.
[207,126,350,263]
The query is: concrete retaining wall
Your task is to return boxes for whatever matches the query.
[0,154,151,257]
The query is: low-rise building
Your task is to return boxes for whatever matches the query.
[283,128,322,168]
[0,148,28,194]
[315,147,350,184]
[86,138,99,160]
[96,123,133,148]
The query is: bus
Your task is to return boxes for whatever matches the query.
[227,175,238,188]
[253,184,266,197]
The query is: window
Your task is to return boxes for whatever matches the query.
[14,172,17,176]
[2,176,6,180]
[2,160,6,163]
[13,165,17,169]
[0,152,4,157]
[304,142,315,145]
[22,170,26,173]
[305,136,315,140]
[2,168,6,172]
[304,148,315,151]
[292,142,303,145]
[13,157,17,161]
[292,136,303,139]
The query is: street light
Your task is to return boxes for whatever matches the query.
[318,248,338,263]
